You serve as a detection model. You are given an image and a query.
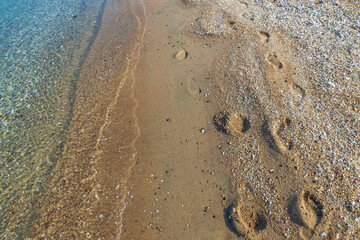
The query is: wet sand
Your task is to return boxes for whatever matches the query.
[20,0,145,238]
[19,0,360,239]
[121,0,235,238]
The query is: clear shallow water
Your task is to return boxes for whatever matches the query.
[0,0,105,237]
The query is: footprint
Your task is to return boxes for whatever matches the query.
[185,7,244,37]
[288,191,324,239]
[288,81,306,106]
[179,0,201,7]
[300,191,324,229]
[268,117,295,154]
[261,119,279,151]
[276,117,294,150]
[174,49,188,61]
[262,117,297,154]
[187,77,199,95]
[258,31,270,43]
[213,111,250,135]
[225,203,267,237]
[225,204,246,237]
[266,53,283,69]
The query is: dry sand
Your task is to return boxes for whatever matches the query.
[178,0,359,239]
[19,0,359,239]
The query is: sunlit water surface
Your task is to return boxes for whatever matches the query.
[0,0,105,237]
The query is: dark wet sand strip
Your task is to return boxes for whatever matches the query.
[121,0,235,239]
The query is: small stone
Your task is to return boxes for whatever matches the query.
[174,49,188,60]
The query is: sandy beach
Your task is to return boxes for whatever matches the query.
[123,0,360,239]
[15,0,359,239]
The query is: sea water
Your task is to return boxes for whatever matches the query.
[0,0,105,237]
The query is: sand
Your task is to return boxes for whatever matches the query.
[122,0,360,239]
[185,0,359,239]
[121,0,234,238]
[19,0,144,238]
[18,0,359,239]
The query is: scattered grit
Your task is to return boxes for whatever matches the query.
[181,0,359,239]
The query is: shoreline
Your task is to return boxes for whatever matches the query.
[19,0,147,238]
[0,0,107,237]
[13,0,360,239]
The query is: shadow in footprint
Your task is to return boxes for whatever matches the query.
[213,111,250,135]
[214,112,229,134]
[258,31,270,43]
[261,120,279,152]
[288,196,307,227]
[242,117,251,133]
[254,213,267,231]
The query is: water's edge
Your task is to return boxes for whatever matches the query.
[10,1,108,237]
[16,0,147,238]
[0,0,107,237]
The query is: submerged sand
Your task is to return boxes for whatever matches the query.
[19,0,145,238]
[18,0,359,239]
